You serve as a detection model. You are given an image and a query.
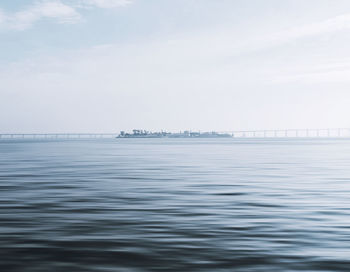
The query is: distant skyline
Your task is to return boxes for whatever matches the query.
[1,0,350,133]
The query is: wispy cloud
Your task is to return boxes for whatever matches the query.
[209,13,350,58]
[0,1,81,30]
[0,0,132,31]
[271,13,350,44]
[78,0,132,9]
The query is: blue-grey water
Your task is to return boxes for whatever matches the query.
[1,138,350,271]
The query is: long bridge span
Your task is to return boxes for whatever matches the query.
[0,133,119,139]
[1,128,350,139]
[222,128,350,138]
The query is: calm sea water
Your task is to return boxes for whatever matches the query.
[1,138,350,271]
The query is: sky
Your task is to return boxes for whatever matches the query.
[1,0,350,133]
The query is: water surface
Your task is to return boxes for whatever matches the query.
[1,138,350,271]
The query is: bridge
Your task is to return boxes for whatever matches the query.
[0,133,119,139]
[222,128,350,138]
[1,128,350,139]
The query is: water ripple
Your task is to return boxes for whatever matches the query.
[1,138,350,271]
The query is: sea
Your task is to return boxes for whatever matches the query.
[1,138,350,271]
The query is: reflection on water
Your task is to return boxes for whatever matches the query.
[1,138,350,271]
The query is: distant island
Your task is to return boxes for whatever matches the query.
[117,130,233,138]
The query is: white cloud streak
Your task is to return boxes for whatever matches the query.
[78,0,132,8]
[0,0,132,31]
[214,13,350,58]
[270,13,350,44]
[0,1,81,30]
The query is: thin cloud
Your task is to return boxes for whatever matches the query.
[271,13,350,43]
[0,0,132,31]
[79,0,132,9]
[217,13,350,57]
[0,1,81,31]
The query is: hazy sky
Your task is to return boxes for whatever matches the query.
[1,0,350,133]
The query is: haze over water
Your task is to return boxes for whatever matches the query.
[1,138,350,271]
